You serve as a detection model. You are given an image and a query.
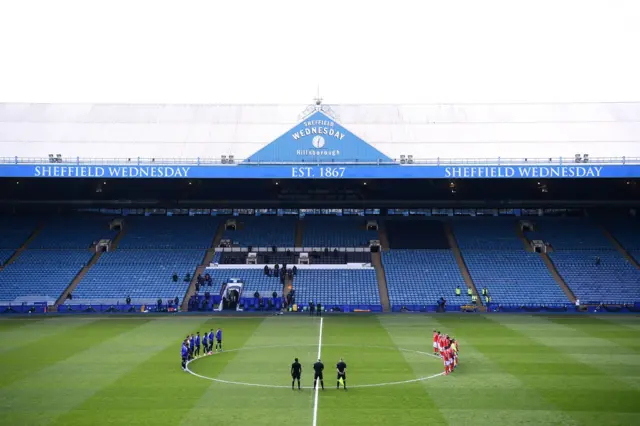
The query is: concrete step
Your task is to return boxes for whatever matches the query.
[371,251,391,312]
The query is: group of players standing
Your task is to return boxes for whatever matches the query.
[181,328,223,370]
[433,330,459,375]
[290,358,348,391]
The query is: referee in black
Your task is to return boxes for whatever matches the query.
[313,358,325,390]
[291,358,302,390]
[336,358,347,390]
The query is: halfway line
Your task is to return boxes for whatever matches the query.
[312,317,324,426]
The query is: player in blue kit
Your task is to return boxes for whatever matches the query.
[215,328,223,352]
[202,331,209,355]
[208,329,214,354]
[195,332,201,357]
[189,334,195,358]
[181,340,189,370]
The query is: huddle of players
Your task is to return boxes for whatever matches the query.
[181,328,223,370]
[433,330,458,375]
[290,358,347,390]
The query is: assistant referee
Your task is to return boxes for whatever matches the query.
[336,358,347,390]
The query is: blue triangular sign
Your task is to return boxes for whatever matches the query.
[243,111,392,163]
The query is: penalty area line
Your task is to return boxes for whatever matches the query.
[312,317,324,426]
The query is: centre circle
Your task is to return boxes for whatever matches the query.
[185,344,445,389]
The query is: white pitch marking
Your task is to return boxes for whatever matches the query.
[312,317,324,426]
[184,343,445,389]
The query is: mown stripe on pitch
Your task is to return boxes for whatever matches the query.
[417,316,579,426]
[544,316,640,354]
[182,316,319,426]
[0,318,136,388]
[0,318,92,354]
[493,315,640,391]
[0,318,171,426]
[487,315,640,413]
[54,317,265,426]
[434,315,596,421]
[0,318,44,331]
[320,316,450,426]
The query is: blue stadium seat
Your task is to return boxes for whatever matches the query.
[222,217,296,247]
[293,269,380,306]
[30,216,117,249]
[462,250,570,305]
[453,218,523,250]
[383,250,467,307]
[525,218,612,250]
[118,216,219,249]
[302,217,377,247]
[72,249,205,304]
[550,251,640,303]
[0,216,39,249]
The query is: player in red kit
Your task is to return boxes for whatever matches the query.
[442,345,451,374]
[446,346,455,373]
[433,330,440,354]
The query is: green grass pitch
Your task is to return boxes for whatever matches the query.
[1,314,640,426]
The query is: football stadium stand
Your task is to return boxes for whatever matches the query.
[221,217,296,248]
[292,267,380,308]
[30,216,117,249]
[118,216,219,249]
[523,218,640,303]
[461,250,570,305]
[0,250,92,304]
[2,213,639,312]
[0,216,110,304]
[71,249,204,304]
[301,217,377,247]
[453,218,571,305]
[383,249,468,308]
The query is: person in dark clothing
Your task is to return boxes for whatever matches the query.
[291,358,302,390]
[313,359,325,390]
[595,256,601,266]
[309,301,315,316]
[336,358,347,390]
[316,303,322,316]
[292,265,297,276]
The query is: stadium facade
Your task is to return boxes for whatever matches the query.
[1,102,639,180]
[0,101,639,316]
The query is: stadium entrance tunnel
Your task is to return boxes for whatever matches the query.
[185,344,446,389]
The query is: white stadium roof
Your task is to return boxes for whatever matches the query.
[1,102,639,162]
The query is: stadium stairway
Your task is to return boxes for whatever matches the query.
[294,220,304,248]
[181,223,225,311]
[539,251,577,303]
[444,222,484,309]
[378,221,390,250]
[515,223,534,252]
[370,251,391,312]
[109,226,126,251]
[181,249,216,311]
[600,225,640,269]
[53,249,103,310]
[0,224,43,270]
